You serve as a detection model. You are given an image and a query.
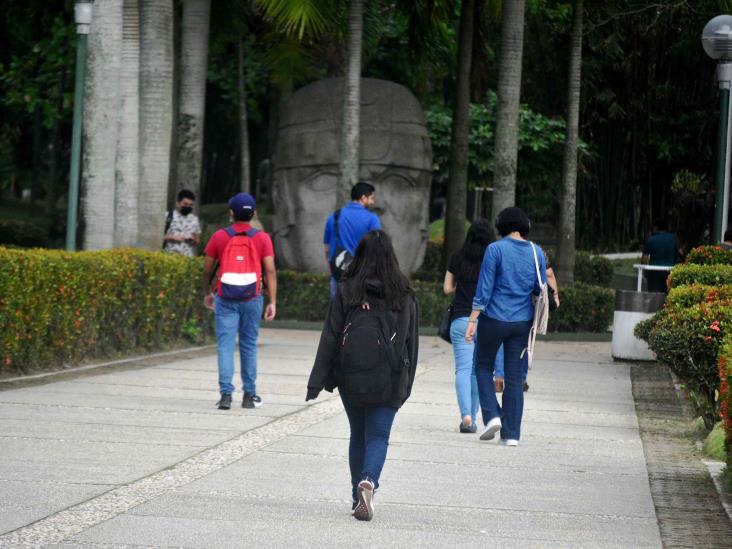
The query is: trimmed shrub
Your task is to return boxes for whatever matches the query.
[636,300,731,426]
[574,251,613,287]
[665,284,732,310]
[686,245,732,265]
[719,338,732,467]
[669,264,732,288]
[0,247,213,375]
[547,283,614,332]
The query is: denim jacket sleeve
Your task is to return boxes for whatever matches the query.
[472,244,498,312]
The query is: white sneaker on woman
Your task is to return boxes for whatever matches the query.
[502,438,519,447]
[480,417,502,441]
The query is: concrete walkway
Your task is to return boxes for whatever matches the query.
[0,330,664,548]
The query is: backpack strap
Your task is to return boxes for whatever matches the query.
[224,226,258,238]
[164,210,174,234]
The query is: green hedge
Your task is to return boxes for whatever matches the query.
[547,283,614,332]
[0,247,212,374]
[686,245,732,265]
[719,338,732,467]
[665,284,732,310]
[669,264,732,288]
[574,251,613,287]
[277,270,611,332]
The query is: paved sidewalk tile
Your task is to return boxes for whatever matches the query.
[0,329,664,548]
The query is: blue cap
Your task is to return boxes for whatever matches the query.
[228,192,256,213]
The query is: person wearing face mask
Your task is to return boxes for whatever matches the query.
[163,189,202,256]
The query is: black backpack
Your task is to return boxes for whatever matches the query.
[329,209,353,281]
[337,305,408,406]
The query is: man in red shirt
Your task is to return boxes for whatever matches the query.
[202,193,277,410]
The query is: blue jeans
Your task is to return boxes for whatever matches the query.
[214,294,263,396]
[474,315,532,440]
[450,317,479,423]
[493,343,529,382]
[340,395,398,502]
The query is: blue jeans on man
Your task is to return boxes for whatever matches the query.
[214,294,263,396]
[340,395,398,503]
[474,315,532,441]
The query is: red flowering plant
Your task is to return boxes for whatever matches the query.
[718,338,732,467]
[686,245,732,266]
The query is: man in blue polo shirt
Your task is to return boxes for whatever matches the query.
[323,182,381,297]
[642,218,680,293]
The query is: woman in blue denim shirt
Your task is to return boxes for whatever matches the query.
[464,207,547,446]
[442,219,495,434]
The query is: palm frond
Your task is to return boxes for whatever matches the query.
[255,0,338,39]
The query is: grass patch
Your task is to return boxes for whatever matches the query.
[610,257,640,276]
[703,421,727,461]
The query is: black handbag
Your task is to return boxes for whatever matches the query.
[437,306,453,343]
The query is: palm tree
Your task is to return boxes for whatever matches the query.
[490,0,526,218]
[114,0,141,247]
[238,38,252,193]
[556,0,583,285]
[138,0,175,250]
[81,0,122,250]
[337,0,363,207]
[175,0,211,201]
[444,0,475,263]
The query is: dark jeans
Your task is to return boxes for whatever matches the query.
[340,395,398,501]
[474,315,532,440]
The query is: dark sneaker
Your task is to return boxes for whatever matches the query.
[523,381,529,392]
[459,421,477,434]
[217,394,232,410]
[242,394,263,409]
[353,479,375,521]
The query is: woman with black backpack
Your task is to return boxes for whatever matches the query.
[442,219,495,434]
[306,230,419,522]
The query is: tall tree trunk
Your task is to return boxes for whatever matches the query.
[491,0,526,219]
[175,0,211,201]
[238,38,251,194]
[82,0,122,250]
[556,0,583,285]
[138,0,174,250]
[444,0,475,263]
[114,0,141,247]
[338,0,363,207]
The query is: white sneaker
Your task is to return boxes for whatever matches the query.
[480,417,502,441]
[502,438,519,447]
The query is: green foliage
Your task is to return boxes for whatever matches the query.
[672,170,707,195]
[685,245,732,266]
[720,337,732,466]
[425,91,586,220]
[547,283,614,333]
[636,300,730,427]
[573,252,613,286]
[0,16,75,128]
[702,421,726,462]
[669,264,732,288]
[665,284,732,310]
[0,248,213,374]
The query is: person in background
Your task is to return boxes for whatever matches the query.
[307,230,419,522]
[163,189,201,256]
[641,218,679,293]
[494,250,559,393]
[202,193,277,411]
[323,182,381,298]
[443,219,495,433]
[465,207,547,447]
[721,229,732,251]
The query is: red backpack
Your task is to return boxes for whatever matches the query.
[216,227,262,300]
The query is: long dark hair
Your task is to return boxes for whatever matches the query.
[341,230,412,310]
[451,218,495,283]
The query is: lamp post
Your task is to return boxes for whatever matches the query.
[703,15,732,243]
[65,1,93,251]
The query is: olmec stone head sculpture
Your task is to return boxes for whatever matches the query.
[272,77,432,275]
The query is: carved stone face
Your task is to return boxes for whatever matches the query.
[272,78,433,275]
